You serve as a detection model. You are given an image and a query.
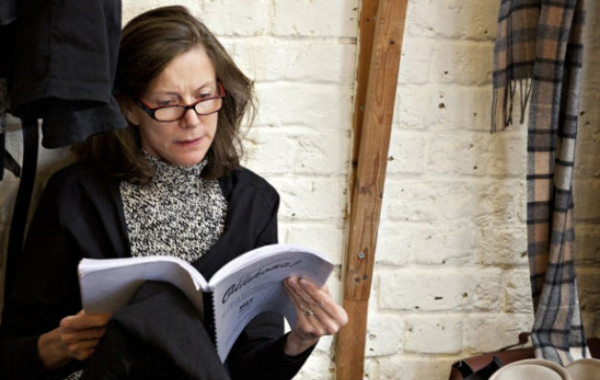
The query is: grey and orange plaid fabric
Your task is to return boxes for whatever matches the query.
[492,0,588,365]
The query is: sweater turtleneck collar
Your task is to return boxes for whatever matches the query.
[143,152,208,185]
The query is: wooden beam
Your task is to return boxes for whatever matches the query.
[349,0,380,200]
[335,0,408,378]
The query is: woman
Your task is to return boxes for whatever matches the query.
[0,6,347,380]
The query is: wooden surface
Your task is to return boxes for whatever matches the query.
[335,0,409,378]
[349,0,380,200]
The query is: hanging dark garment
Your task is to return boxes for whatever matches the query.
[0,0,17,25]
[2,0,127,296]
[0,0,17,180]
[7,0,128,148]
[0,78,13,181]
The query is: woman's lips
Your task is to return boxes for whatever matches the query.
[175,137,202,147]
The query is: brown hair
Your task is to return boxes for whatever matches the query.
[74,5,255,184]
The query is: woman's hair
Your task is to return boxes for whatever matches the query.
[74,5,255,184]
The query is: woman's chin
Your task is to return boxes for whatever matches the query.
[171,153,207,167]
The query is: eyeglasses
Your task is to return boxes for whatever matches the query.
[135,81,225,122]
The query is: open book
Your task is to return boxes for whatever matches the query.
[77,243,334,362]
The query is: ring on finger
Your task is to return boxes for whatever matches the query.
[304,308,315,317]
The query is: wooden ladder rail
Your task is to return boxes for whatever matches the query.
[335,0,409,378]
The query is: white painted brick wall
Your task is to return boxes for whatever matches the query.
[404,315,464,354]
[370,1,600,380]
[1,1,599,380]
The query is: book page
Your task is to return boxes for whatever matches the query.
[209,244,334,361]
[78,256,209,316]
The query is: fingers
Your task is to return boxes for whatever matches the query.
[61,310,111,331]
[286,277,348,325]
[61,324,107,344]
[59,310,111,361]
[284,277,348,337]
[283,277,349,356]
[64,337,103,361]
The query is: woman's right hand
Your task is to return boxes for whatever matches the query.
[37,310,111,370]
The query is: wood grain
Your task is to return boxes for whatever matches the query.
[335,0,409,378]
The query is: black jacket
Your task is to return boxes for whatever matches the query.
[0,162,310,379]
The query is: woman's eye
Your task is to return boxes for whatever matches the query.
[158,100,175,106]
[199,93,212,99]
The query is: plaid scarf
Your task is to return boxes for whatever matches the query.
[492,0,588,365]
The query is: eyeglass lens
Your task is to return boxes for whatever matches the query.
[154,97,223,121]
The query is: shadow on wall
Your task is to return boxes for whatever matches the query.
[574,0,600,340]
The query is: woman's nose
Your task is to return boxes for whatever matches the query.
[180,107,201,128]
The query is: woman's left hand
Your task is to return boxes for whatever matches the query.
[283,277,348,356]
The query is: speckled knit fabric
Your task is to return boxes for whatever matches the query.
[64,370,83,380]
[120,154,228,262]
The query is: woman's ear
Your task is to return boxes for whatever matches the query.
[117,95,142,126]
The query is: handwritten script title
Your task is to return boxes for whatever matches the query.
[221,260,301,304]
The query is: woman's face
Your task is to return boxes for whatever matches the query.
[125,46,219,167]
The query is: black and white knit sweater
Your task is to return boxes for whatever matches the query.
[121,154,227,261]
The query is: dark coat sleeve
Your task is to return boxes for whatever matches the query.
[0,168,90,379]
[0,163,128,380]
